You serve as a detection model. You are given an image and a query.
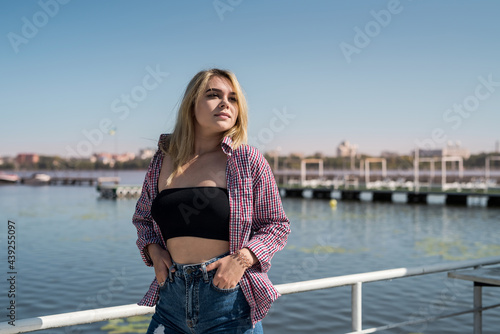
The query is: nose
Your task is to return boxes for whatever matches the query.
[219,96,230,109]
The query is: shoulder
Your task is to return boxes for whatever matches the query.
[143,134,167,171]
[232,145,271,180]
[233,144,266,164]
[158,134,170,151]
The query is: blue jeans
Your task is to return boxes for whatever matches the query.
[146,252,263,334]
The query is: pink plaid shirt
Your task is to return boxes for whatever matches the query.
[133,134,291,325]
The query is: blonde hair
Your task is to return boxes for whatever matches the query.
[162,68,248,185]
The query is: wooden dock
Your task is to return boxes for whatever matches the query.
[48,176,97,186]
[97,184,142,198]
[95,184,500,207]
[18,176,120,186]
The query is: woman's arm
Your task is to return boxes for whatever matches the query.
[132,150,164,266]
[206,148,290,286]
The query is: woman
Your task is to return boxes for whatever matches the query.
[133,68,290,333]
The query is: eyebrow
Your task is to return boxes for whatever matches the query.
[205,88,236,95]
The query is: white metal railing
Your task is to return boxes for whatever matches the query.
[2,256,500,334]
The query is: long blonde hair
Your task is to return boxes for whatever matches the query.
[162,69,248,185]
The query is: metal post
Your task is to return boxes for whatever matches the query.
[352,282,362,332]
[430,159,435,188]
[485,157,490,193]
[414,147,419,192]
[319,160,324,181]
[485,157,490,180]
[442,158,446,190]
[473,284,482,334]
[365,160,370,185]
[459,157,464,179]
[301,160,306,186]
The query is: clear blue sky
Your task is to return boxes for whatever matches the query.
[1,0,499,157]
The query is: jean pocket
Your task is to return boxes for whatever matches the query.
[158,279,170,290]
[210,279,240,293]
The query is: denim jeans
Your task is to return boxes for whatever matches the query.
[146,252,263,334]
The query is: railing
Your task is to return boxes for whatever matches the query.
[2,256,500,334]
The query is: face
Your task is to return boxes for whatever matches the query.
[193,76,239,136]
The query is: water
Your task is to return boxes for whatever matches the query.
[1,170,500,334]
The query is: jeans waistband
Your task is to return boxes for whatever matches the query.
[168,252,230,282]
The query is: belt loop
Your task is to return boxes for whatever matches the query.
[201,263,209,283]
[168,264,175,282]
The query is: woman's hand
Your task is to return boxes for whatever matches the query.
[205,248,257,289]
[147,244,174,286]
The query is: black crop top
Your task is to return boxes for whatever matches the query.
[151,186,230,242]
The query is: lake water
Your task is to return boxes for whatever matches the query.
[1,170,500,334]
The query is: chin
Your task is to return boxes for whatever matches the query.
[213,122,235,131]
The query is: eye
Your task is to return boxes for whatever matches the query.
[230,96,238,102]
[207,93,219,98]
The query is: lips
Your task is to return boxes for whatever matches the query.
[215,112,231,119]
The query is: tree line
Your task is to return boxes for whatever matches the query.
[2,152,499,171]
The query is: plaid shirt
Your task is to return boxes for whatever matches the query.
[133,134,291,325]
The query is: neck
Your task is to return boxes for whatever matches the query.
[193,132,223,156]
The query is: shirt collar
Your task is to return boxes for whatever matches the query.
[221,136,234,157]
[158,134,169,150]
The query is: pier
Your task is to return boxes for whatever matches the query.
[97,184,142,198]
[48,176,98,186]
[280,188,500,208]
[271,155,500,208]
[94,183,500,207]
[18,175,120,186]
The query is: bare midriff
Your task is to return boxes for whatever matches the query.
[167,237,230,264]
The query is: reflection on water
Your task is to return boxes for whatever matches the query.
[1,179,500,333]
[101,315,151,333]
[415,238,500,261]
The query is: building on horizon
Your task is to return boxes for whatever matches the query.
[139,148,155,160]
[88,151,138,166]
[413,141,470,159]
[337,140,358,158]
[114,152,136,163]
[443,141,470,159]
[15,153,39,165]
[415,149,442,158]
[90,153,114,165]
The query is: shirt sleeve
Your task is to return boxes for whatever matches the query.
[132,150,164,267]
[242,148,291,273]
